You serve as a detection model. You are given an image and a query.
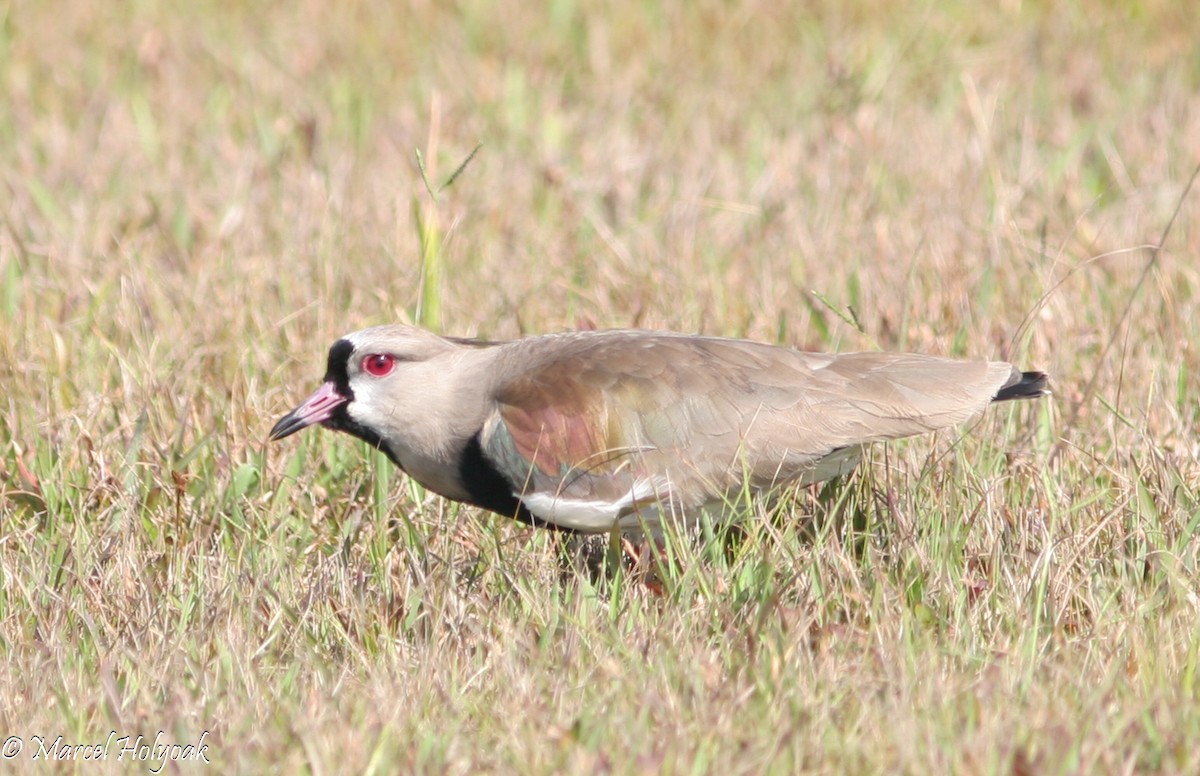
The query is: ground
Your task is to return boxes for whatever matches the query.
[1,1,1198,773]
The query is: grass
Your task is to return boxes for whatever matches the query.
[1,0,1199,772]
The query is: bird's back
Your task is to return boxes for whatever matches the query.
[477,331,1027,530]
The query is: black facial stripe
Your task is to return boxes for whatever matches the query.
[324,339,356,399]
[320,338,410,474]
[458,433,576,532]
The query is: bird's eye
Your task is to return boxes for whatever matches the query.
[362,353,396,377]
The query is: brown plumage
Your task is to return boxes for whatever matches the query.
[269,325,1049,533]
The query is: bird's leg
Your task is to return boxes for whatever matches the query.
[606,523,624,576]
[597,524,668,595]
[633,538,667,596]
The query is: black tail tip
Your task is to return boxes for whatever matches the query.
[994,370,1051,402]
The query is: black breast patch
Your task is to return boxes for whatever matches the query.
[458,433,574,532]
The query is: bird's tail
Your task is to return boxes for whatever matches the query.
[992,370,1051,402]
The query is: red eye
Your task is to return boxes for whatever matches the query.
[362,353,396,377]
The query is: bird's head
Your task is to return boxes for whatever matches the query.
[268,325,473,452]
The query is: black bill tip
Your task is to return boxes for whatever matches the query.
[269,411,310,441]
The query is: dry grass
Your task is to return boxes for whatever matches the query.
[1,0,1198,772]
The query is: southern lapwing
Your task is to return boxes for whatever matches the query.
[269,325,1049,533]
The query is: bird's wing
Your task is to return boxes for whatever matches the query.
[477,334,1018,523]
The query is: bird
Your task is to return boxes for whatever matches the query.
[269,325,1049,534]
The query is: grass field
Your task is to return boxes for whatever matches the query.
[2,0,1199,772]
